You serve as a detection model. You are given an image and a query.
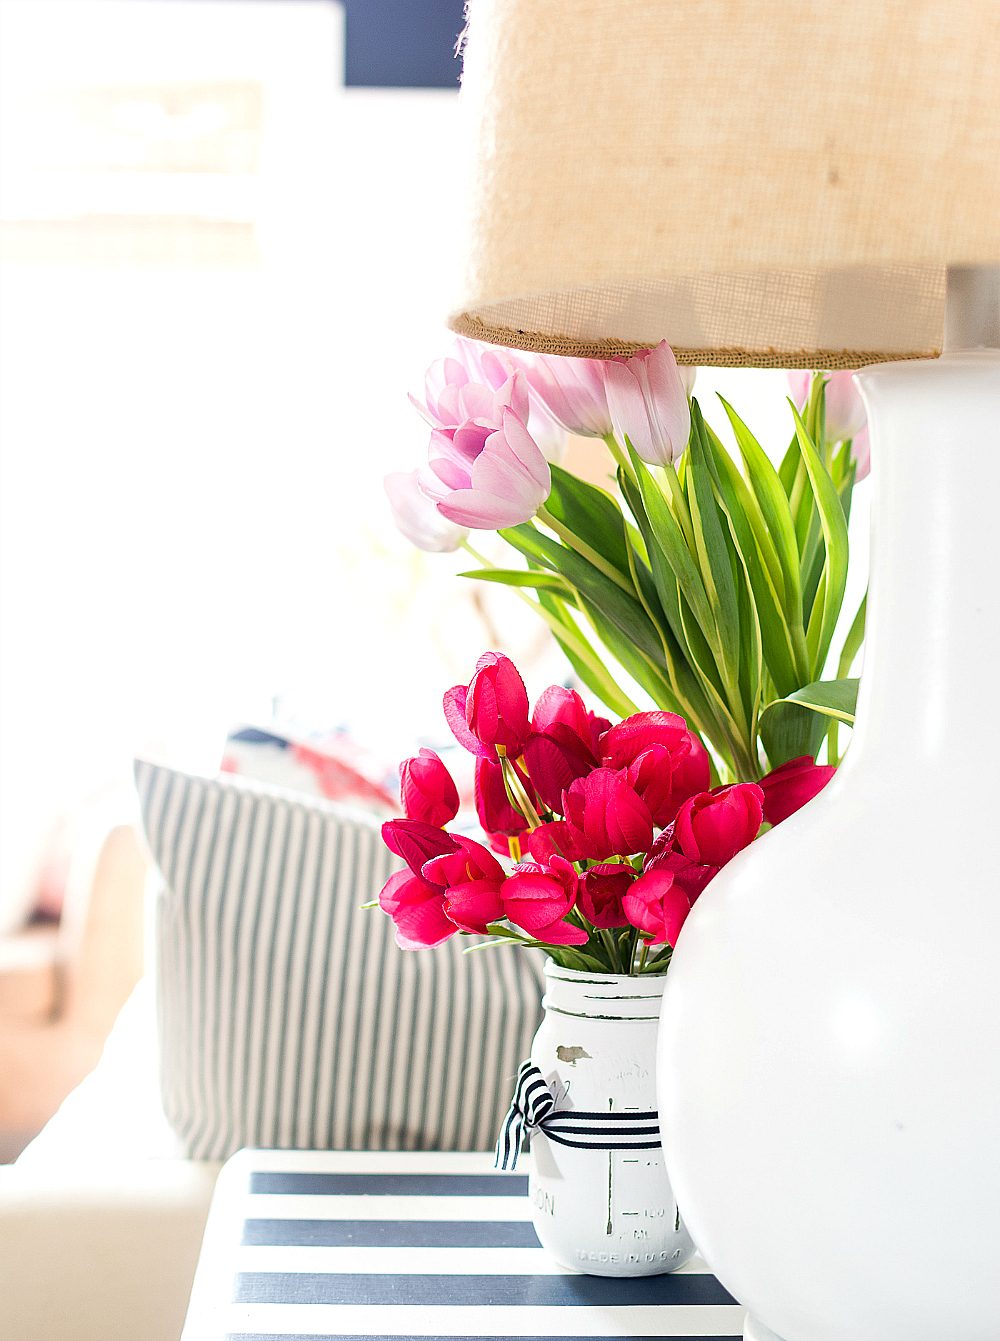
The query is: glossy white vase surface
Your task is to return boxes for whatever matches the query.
[657,350,1000,1340]
[529,963,694,1276]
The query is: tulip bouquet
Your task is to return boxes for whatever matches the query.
[386,339,869,784]
[378,651,834,973]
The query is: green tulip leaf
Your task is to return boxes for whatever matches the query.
[758,677,859,768]
[544,462,631,577]
[457,568,575,593]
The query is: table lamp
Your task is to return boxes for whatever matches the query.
[447,3,1000,1339]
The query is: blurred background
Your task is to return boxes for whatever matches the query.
[0,0,868,1142]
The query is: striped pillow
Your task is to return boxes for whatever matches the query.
[135,760,545,1161]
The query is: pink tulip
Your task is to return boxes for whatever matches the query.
[788,369,867,444]
[464,341,568,464]
[381,818,459,888]
[428,405,551,530]
[518,353,614,437]
[643,836,719,902]
[501,857,588,945]
[603,341,691,466]
[400,749,460,828]
[622,868,692,947]
[475,755,534,837]
[672,784,764,866]
[759,755,836,826]
[384,470,469,553]
[563,768,654,860]
[378,868,457,949]
[578,862,634,929]
[410,340,525,433]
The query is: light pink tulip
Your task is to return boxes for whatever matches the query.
[384,470,468,552]
[603,341,691,466]
[413,339,565,463]
[788,369,867,444]
[519,353,614,437]
[433,406,551,530]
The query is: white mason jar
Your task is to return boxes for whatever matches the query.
[527,962,695,1277]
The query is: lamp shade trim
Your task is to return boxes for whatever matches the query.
[448,310,936,369]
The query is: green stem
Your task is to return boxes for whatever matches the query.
[637,940,649,975]
[499,752,542,830]
[659,463,697,556]
[536,507,634,595]
[603,433,636,485]
[600,928,623,974]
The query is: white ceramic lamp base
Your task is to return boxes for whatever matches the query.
[744,1317,787,1341]
[657,270,1000,1340]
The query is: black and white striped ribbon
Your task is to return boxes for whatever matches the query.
[495,1060,661,1171]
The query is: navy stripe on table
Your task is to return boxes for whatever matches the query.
[249,1173,529,1198]
[226,1335,743,1341]
[241,1219,542,1248]
[233,1273,739,1307]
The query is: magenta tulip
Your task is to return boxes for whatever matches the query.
[578,862,634,929]
[599,711,693,828]
[531,684,591,738]
[599,710,690,770]
[525,820,589,864]
[443,879,506,935]
[384,470,469,553]
[603,341,691,466]
[668,732,712,815]
[673,784,764,866]
[465,652,531,755]
[522,722,597,814]
[518,353,614,437]
[442,685,490,758]
[400,749,460,828]
[788,369,867,444]
[625,744,680,828]
[378,869,457,949]
[381,818,458,888]
[622,868,692,946]
[563,768,654,859]
[475,755,534,837]
[501,857,588,945]
[643,837,719,903]
[422,835,506,935]
[759,755,836,826]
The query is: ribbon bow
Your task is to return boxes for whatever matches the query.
[495,1060,661,1171]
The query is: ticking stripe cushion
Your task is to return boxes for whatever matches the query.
[135,760,545,1161]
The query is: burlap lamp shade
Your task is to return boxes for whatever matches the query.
[448,0,1000,368]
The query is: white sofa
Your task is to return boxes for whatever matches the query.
[0,980,220,1341]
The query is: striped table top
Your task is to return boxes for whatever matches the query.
[182,1150,747,1341]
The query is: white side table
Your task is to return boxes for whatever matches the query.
[183,1149,747,1340]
